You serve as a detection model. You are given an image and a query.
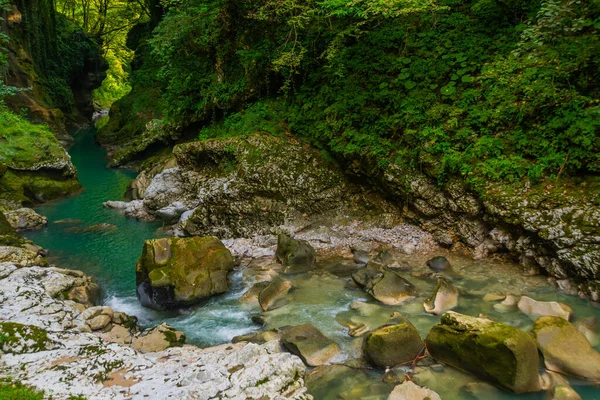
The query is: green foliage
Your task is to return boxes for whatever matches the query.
[198,102,287,141]
[0,107,69,169]
[0,378,44,400]
[116,0,599,184]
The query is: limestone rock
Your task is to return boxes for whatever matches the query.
[425,312,541,393]
[276,234,316,273]
[4,208,48,231]
[82,306,114,331]
[136,236,234,310]
[493,294,520,313]
[518,296,572,321]
[532,316,600,381]
[258,277,292,311]
[550,385,582,400]
[0,245,47,266]
[0,263,312,399]
[574,316,600,347]
[387,381,441,400]
[132,323,186,353]
[281,324,341,366]
[424,277,459,315]
[364,319,424,368]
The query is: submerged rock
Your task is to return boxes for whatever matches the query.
[276,234,316,273]
[532,316,600,381]
[258,277,292,311]
[426,256,452,272]
[425,312,541,393]
[136,236,234,310]
[364,319,425,368]
[424,277,459,315]
[387,381,441,400]
[281,323,341,366]
[574,316,600,347]
[5,208,47,231]
[518,296,572,321]
[364,270,416,305]
[232,330,281,344]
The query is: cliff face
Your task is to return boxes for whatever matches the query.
[2,0,107,139]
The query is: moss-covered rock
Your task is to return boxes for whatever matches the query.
[0,212,27,247]
[532,316,600,381]
[0,322,55,354]
[275,234,316,273]
[425,312,541,393]
[136,236,234,310]
[363,319,424,368]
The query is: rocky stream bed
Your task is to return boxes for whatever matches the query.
[1,127,600,399]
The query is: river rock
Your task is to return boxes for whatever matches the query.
[232,330,281,344]
[0,245,47,266]
[352,248,371,265]
[258,277,292,311]
[364,270,416,305]
[424,277,458,315]
[82,306,114,331]
[387,381,441,400]
[518,296,572,321]
[550,385,582,400]
[99,324,133,345]
[276,234,316,273]
[425,312,541,393]
[574,316,600,347]
[136,236,234,310]
[426,256,452,272]
[132,322,186,353]
[364,319,425,368]
[493,294,520,313]
[4,208,48,231]
[532,316,600,380]
[281,324,341,366]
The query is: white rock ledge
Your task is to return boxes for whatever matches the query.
[0,262,312,400]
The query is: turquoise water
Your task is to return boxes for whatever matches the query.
[22,126,600,399]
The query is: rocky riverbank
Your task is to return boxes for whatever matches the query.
[103,132,600,303]
[0,252,311,399]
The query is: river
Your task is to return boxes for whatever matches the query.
[24,126,600,399]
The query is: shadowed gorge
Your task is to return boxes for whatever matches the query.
[1,0,599,399]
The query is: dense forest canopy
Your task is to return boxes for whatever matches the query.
[97,0,598,187]
[2,0,599,186]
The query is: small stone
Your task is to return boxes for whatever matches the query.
[86,314,112,331]
[387,381,441,400]
[423,277,459,315]
[518,296,572,321]
[132,322,186,353]
[275,234,316,273]
[426,256,452,272]
[258,277,292,311]
[281,324,341,366]
[483,293,506,302]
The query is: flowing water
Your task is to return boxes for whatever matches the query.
[24,126,600,399]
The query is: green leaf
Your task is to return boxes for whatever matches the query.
[461,75,474,83]
[441,85,456,96]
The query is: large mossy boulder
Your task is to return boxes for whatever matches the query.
[276,234,316,273]
[532,316,600,381]
[364,319,425,368]
[425,312,541,393]
[281,323,341,366]
[136,236,234,310]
